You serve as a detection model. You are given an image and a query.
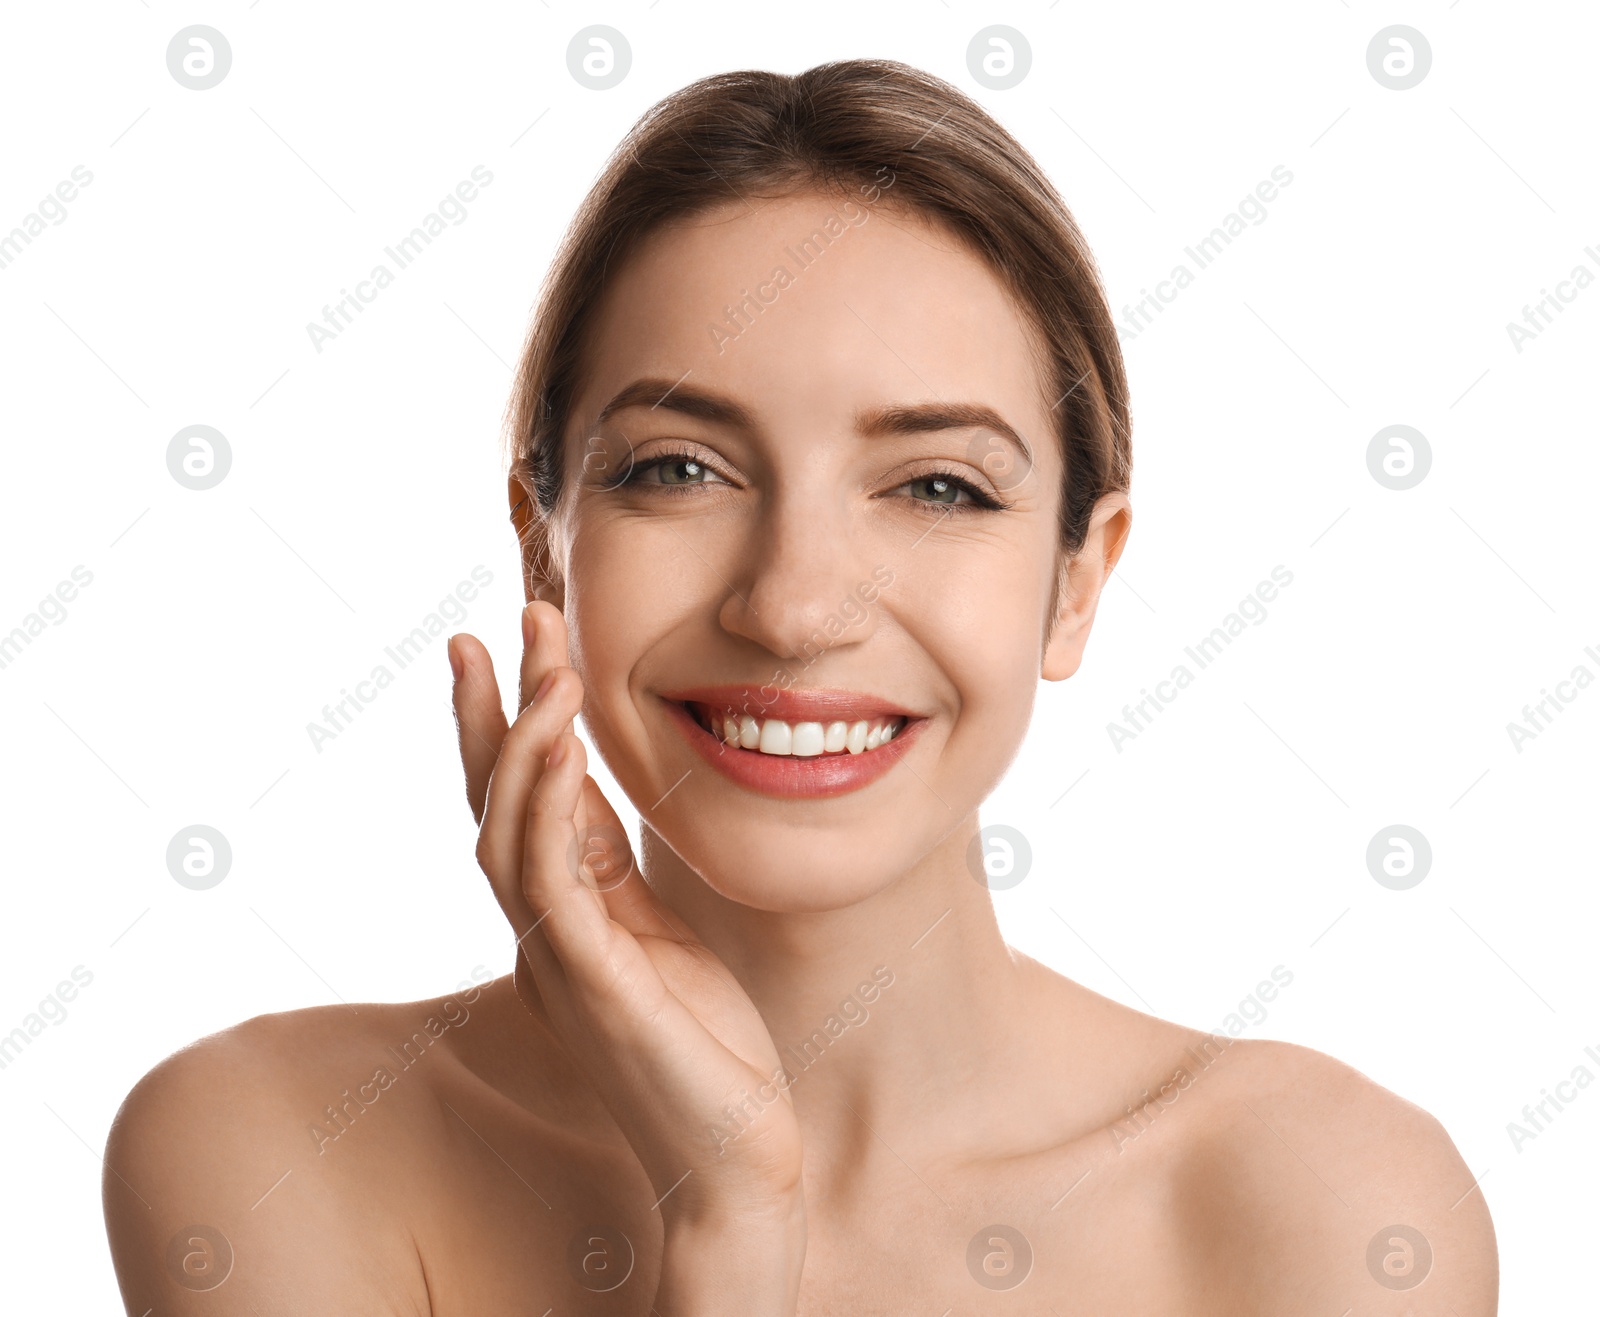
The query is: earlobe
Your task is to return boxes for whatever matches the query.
[1040,565,1093,683]
[1040,494,1132,683]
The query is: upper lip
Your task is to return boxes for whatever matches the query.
[659,685,923,723]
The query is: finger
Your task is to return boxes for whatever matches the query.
[476,689,584,993]
[449,632,509,825]
[522,732,618,979]
[573,775,688,944]
[477,666,583,887]
[509,740,581,997]
[519,599,571,716]
[522,737,684,1057]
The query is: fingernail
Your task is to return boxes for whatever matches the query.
[535,669,557,702]
[547,735,568,768]
[522,602,536,648]
[447,636,463,682]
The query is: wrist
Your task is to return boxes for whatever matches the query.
[655,1191,807,1316]
[661,1183,807,1239]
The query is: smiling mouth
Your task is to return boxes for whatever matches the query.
[679,701,909,757]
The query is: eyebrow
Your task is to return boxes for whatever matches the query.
[595,377,1035,464]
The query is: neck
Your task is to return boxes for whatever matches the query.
[639,816,1035,1165]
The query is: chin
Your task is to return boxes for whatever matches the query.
[669,776,942,914]
[659,823,918,914]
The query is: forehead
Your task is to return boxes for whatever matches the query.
[571,189,1056,453]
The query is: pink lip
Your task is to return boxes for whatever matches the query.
[662,697,926,799]
[658,684,921,723]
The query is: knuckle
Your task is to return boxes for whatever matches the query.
[512,672,579,737]
[546,665,582,702]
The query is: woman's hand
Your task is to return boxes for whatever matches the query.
[447,601,806,1233]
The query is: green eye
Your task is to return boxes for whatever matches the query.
[656,458,707,485]
[897,469,1005,513]
[908,474,963,505]
[607,450,726,491]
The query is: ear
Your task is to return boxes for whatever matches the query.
[508,473,565,610]
[1041,492,1132,682]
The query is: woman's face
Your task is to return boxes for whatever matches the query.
[538,187,1112,912]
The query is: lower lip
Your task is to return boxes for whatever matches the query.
[663,700,926,799]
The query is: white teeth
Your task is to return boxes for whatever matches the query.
[758,720,792,755]
[790,722,826,757]
[702,705,905,757]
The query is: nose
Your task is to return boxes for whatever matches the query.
[717,489,881,664]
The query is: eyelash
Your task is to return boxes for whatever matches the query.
[606,449,1012,515]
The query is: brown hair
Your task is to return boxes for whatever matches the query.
[504,57,1130,587]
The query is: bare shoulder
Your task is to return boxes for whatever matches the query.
[102,997,461,1314]
[1174,1036,1498,1314]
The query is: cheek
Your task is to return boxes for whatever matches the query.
[899,543,1048,751]
[891,538,1046,671]
[562,515,719,717]
[562,523,654,685]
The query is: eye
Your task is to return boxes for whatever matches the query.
[895,468,1009,514]
[611,449,732,492]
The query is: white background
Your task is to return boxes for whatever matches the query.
[1,1,1594,1310]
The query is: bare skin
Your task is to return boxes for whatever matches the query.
[103,190,1498,1314]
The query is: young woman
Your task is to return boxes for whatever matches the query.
[103,59,1497,1314]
